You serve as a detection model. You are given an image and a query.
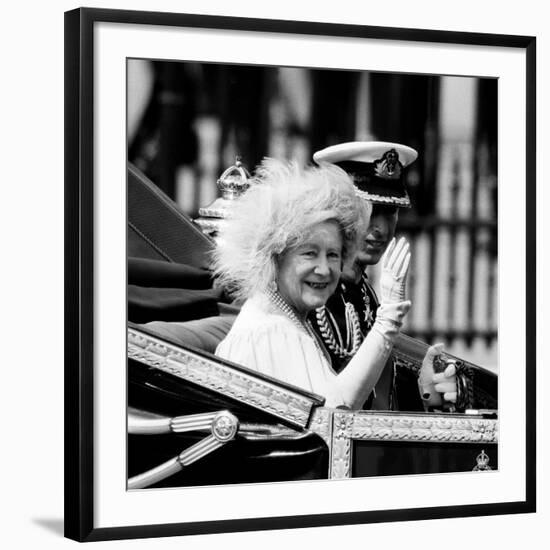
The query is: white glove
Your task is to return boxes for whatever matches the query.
[418,343,458,409]
[379,237,411,304]
[337,240,411,408]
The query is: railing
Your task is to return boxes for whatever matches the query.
[371,141,498,371]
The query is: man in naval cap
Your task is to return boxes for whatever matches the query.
[310,141,457,411]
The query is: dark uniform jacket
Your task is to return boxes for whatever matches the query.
[309,275,392,409]
[309,275,424,411]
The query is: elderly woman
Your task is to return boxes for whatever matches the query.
[214,159,411,409]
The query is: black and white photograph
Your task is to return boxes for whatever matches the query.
[60,5,538,545]
[126,60,499,489]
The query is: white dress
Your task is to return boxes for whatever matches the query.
[216,292,406,409]
[215,293,346,406]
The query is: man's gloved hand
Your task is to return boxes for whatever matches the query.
[418,343,458,409]
[379,237,411,304]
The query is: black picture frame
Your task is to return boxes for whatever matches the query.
[65,7,536,542]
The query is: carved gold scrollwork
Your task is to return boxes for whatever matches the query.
[308,407,333,447]
[329,412,354,479]
[328,411,498,479]
[350,413,498,443]
[128,328,315,428]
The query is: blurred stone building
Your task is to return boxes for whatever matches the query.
[128,60,498,370]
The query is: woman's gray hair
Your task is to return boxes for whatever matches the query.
[213,158,370,301]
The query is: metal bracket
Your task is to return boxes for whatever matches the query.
[128,410,239,489]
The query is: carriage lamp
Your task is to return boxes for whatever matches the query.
[194,156,251,239]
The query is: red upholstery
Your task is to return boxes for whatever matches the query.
[141,314,236,354]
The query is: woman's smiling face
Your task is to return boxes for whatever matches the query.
[276,219,343,319]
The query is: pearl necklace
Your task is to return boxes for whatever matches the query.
[265,289,327,359]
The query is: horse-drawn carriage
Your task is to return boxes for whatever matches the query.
[127,163,498,489]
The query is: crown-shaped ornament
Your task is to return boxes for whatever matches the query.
[194,156,251,238]
[472,449,492,471]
